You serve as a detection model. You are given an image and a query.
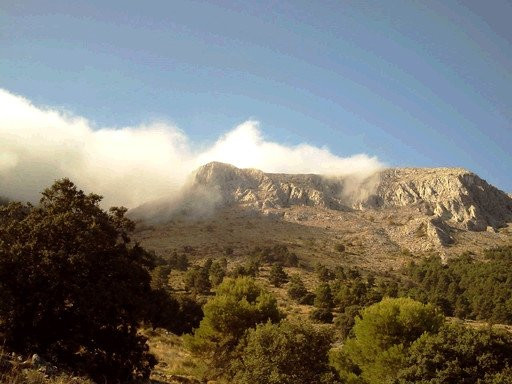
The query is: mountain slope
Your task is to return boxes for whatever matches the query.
[132,162,512,269]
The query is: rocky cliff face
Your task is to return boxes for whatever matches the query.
[193,162,512,232]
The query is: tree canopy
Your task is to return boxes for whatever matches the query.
[185,276,281,374]
[0,179,158,382]
[332,297,444,384]
[235,320,339,384]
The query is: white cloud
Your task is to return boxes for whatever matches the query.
[0,88,383,208]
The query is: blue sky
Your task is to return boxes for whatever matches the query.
[1,0,511,191]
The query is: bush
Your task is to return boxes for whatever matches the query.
[335,243,346,253]
[316,264,335,282]
[209,260,226,286]
[287,274,309,302]
[334,305,361,339]
[146,291,203,335]
[0,179,158,383]
[251,245,299,267]
[310,308,334,324]
[314,283,334,309]
[168,251,189,271]
[230,260,260,278]
[269,264,289,287]
[184,263,211,294]
[235,320,340,384]
[150,264,172,290]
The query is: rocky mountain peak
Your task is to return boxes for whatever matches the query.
[192,162,512,233]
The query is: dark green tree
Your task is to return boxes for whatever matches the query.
[335,305,361,339]
[397,323,512,384]
[314,283,334,309]
[316,264,335,282]
[0,179,157,383]
[235,320,340,384]
[169,252,189,271]
[209,260,226,286]
[311,283,334,323]
[287,274,309,302]
[269,264,289,287]
[184,265,211,294]
[150,264,172,291]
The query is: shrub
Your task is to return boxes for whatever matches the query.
[184,264,211,294]
[310,308,334,324]
[209,260,226,286]
[335,243,346,253]
[334,305,361,339]
[316,264,335,282]
[269,264,289,287]
[314,283,334,310]
[287,274,309,302]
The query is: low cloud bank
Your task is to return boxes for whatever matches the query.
[0,89,383,208]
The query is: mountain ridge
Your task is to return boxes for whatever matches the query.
[191,161,512,234]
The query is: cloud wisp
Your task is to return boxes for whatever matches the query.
[0,88,383,208]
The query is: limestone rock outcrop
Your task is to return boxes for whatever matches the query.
[367,168,512,231]
[192,162,512,232]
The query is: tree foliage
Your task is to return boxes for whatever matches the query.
[398,323,512,383]
[404,247,512,324]
[251,244,299,267]
[332,297,444,384]
[287,274,313,304]
[269,263,289,287]
[314,283,334,309]
[209,260,227,286]
[235,320,340,384]
[185,277,281,373]
[0,179,157,382]
[184,261,211,294]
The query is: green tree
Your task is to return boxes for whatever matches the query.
[287,274,309,302]
[315,283,334,309]
[397,323,512,383]
[235,320,340,384]
[0,179,157,383]
[169,252,189,271]
[310,308,334,324]
[331,297,444,384]
[150,264,172,291]
[185,277,281,375]
[184,265,211,294]
[311,283,334,324]
[269,263,289,287]
[316,264,334,282]
[209,260,226,286]
[335,305,361,339]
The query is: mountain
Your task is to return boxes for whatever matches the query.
[193,162,512,232]
[133,162,512,269]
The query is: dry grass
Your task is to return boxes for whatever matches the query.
[142,329,208,383]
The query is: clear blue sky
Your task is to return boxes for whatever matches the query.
[1,0,511,191]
